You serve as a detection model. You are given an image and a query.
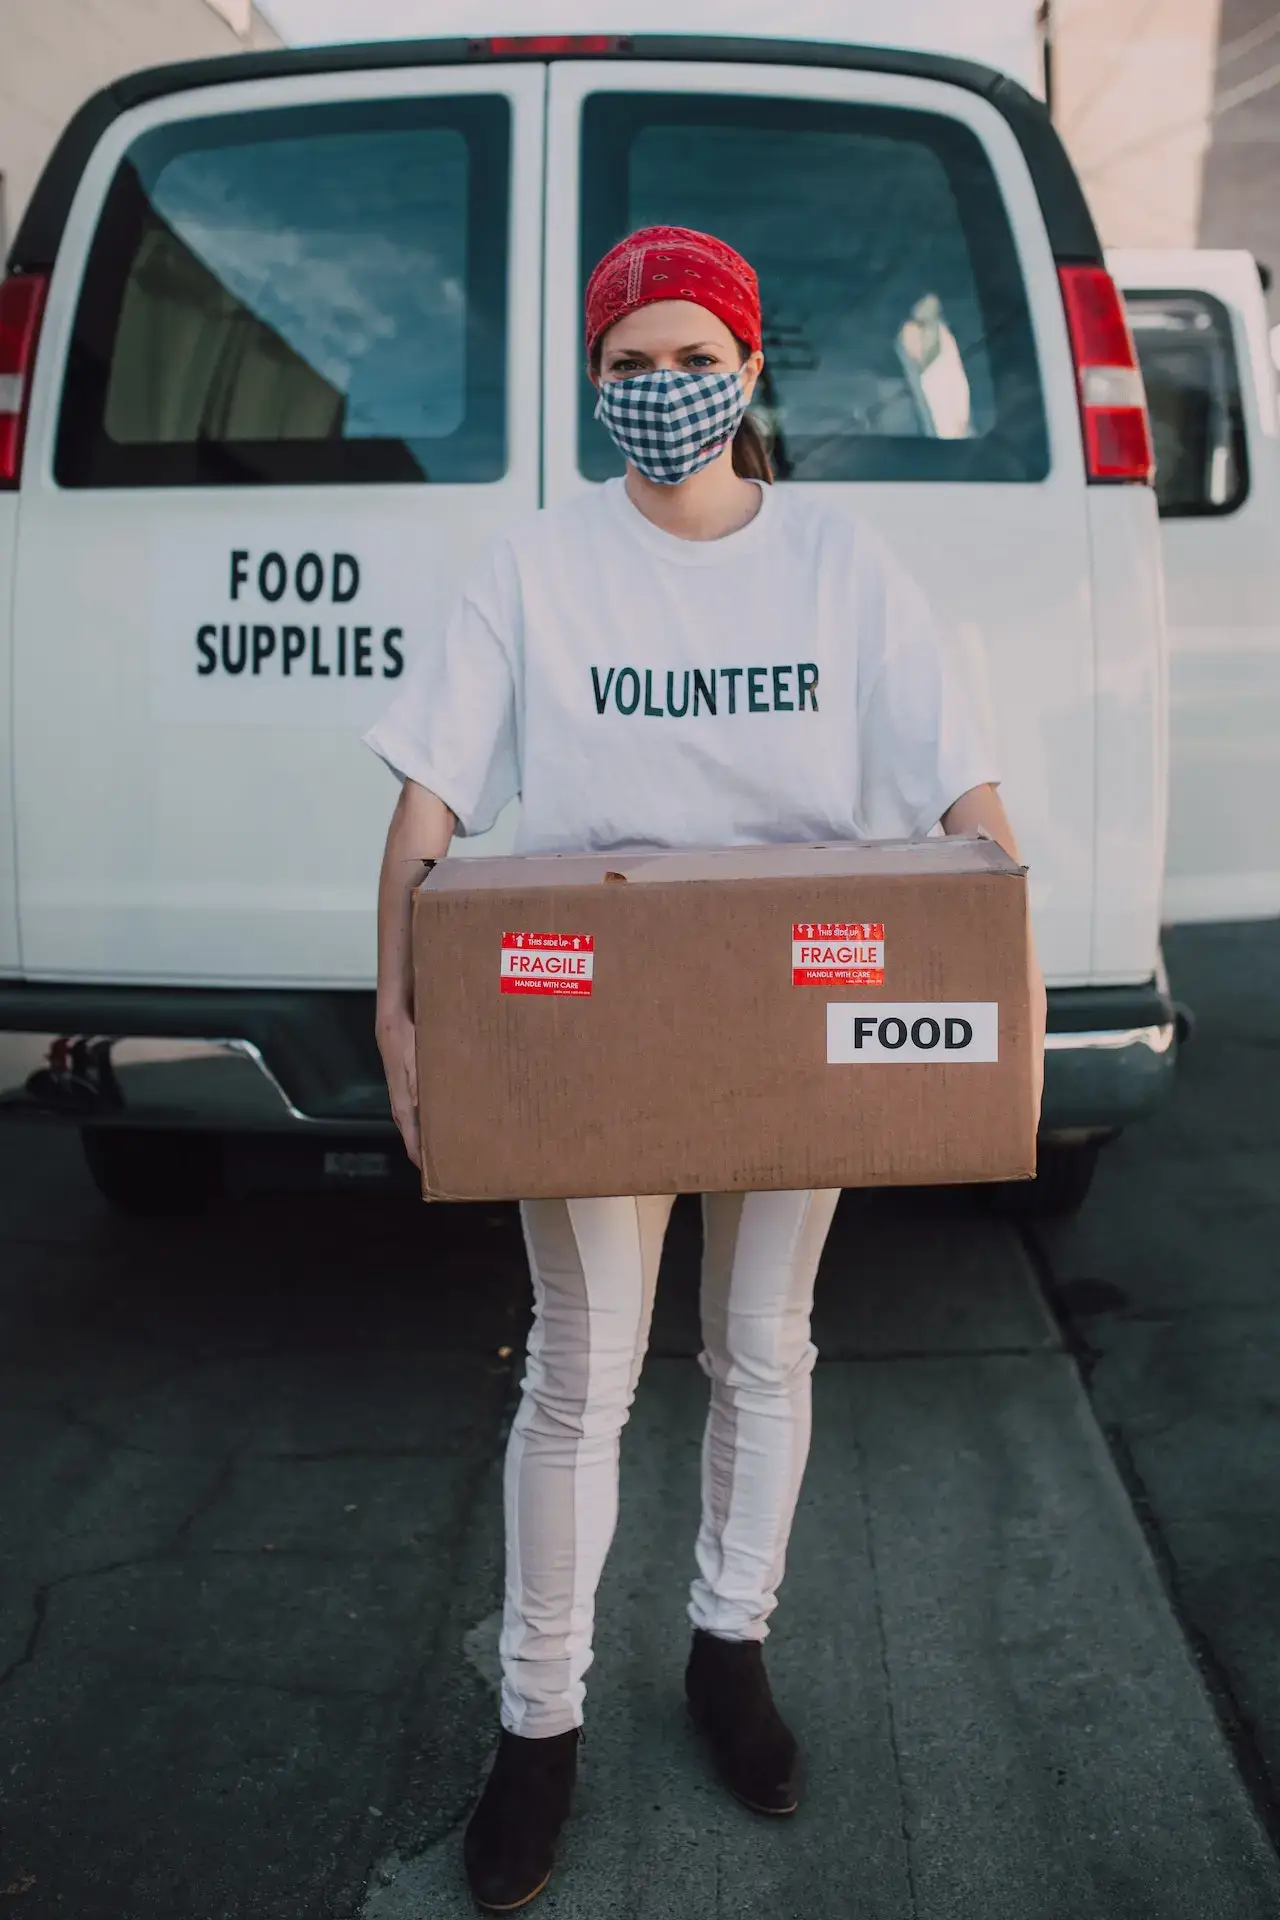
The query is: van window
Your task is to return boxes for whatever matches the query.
[579,93,1048,484]
[56,97,509,487]
[1124,290,1249,516]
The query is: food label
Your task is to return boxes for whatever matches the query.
[793,921,885,987]
[500,932,594,997]
[827,1002,998,1063]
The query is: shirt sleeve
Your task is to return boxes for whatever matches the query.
[362,538,519,838]
[854,523,1001,840]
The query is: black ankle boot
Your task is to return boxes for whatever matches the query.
[463,1726,580,1912]
[685,1629,801,1815]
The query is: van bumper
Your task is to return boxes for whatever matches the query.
[1039,983,1177,1137]
[0,981,1177,1140]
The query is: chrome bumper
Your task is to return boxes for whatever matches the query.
[0,989,1178,1140]
[1040,1018,1176,1136]
[0,1032,376,1129]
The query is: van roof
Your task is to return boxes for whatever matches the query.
[8,33,1101,277]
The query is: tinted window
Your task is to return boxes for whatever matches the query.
[579,93,1048,484]
[1125,291,1249,517]
[57,97,509,487]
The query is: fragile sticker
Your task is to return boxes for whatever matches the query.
[500,932,595,997]
[792,922,885,988]
[827,1003,998,1063]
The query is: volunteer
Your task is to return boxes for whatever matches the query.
[368,225,1045,1914]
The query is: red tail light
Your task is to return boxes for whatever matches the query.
[0,273,49,488]
[474,34,626,55]
[1058,265,1153,484]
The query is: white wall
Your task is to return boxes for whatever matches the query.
[1199,0,1280,327]
[1053,0,1224,247]
[1,0,282,253]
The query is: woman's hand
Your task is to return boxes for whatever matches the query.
[374,779,456,1168]
[376,1004,421,1169]
[941,783,1046,1125]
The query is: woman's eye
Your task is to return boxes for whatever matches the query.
[686,354,716,367]
[610,360,640,375]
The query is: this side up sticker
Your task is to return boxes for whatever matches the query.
[501,932,595,998]
[827,1003,998,1063]
[793,922,885,987]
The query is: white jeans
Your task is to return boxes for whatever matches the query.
[499,1188,841,1737]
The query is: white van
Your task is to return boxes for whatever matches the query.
[0,33,1181,1215]
[1112,248,1280,928]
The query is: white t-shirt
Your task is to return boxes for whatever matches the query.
[363,477,999,854]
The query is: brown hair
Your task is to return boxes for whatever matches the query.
[589,333,773,484]
[731,409,773,483]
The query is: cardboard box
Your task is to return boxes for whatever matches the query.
[412,841,1036,1201]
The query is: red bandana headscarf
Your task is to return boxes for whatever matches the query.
[584,225,763,360]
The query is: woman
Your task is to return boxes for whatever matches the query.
[368,225,1044,1914]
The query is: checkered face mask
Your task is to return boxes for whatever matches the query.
[594,368,749,485]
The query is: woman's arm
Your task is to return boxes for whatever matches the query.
[942,783,1046,1125]
[940,781,1019,859]
[375,779,456,1167]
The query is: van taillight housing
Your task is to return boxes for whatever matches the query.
[1058,264,1153,484]
[0,273,49,488]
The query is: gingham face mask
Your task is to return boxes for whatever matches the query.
[594,368,749,485]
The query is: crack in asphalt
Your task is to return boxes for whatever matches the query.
[153,1671,392,1700]
[0,1452,240,1697]
[56,1337,289,1397]
[0,1396,504,1713]
[821,1344,1058,1363]
[249,1444,491,1462]
[0,1583,49,1697]
[0,1554,162,1695]
[53,1400,222,1455]
[55,1400,492,1464]
[174,1451,237,1539]
[197,1544,432,1562]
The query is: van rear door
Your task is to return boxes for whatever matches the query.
[544,56,1103,984]
[12,62,543,984]
[1113,247,1280,924]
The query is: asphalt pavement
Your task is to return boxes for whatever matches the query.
[2,921,1279,1919]
[1032,918,1280,1839]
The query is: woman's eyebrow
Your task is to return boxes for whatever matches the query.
[607,341,725,359]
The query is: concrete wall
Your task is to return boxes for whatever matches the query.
[0,0,282,254]
[1052,0,1280,326]
[1053,0,1225,249]
[1198,0,1280,321]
